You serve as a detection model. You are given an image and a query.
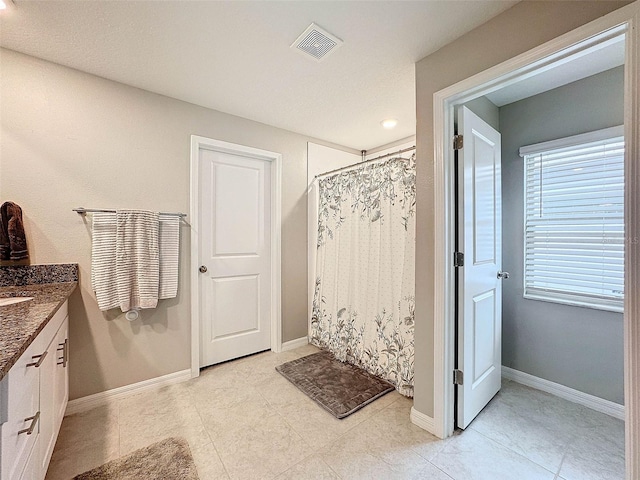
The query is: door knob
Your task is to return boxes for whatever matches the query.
[199,265,208,273]
[497,271,510,279]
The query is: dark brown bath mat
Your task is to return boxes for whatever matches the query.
[275,350,394,419]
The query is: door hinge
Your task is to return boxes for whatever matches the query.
[453,370,464,385]
[453,135,464,150]
[454,252,464,267]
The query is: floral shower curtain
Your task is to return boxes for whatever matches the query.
[310,155,416,396]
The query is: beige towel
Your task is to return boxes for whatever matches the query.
[91,213,119,311]
[159,214,180,299]
[116,210,159,311]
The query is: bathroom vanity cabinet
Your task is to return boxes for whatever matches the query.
[0,301,69,480]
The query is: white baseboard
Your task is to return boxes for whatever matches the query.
[280,336,309,352]
[411,407,437,435]
[65,369,192,416]
[502,366,625,420]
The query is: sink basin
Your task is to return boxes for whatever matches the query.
[0,297,33,307]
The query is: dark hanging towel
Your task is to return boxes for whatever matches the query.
[0,201,29,260]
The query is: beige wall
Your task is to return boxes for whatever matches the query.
[413,0,632,417]
[0,48,357,399]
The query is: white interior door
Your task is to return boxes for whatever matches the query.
[456,106,503,429]
[199,147,272,367]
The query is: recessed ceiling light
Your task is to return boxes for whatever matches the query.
[381,119,398,129]
[0,1,7,10]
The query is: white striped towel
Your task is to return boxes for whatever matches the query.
[91,212,119,311]
[116,210,160,311]
[159,214,180,299]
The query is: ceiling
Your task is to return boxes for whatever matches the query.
[0,0,519,150]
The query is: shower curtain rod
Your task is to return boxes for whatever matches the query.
[315,145,415,179]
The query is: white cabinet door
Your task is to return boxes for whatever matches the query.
[38,333,56,479]
[456,106,503,429]
[19,436,40,480]
[40,317,69,477]
[53,319,69,431]
[1,336,43,480]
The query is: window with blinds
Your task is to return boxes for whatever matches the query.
[520,126,624,312]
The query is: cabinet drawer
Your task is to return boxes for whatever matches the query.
[6,301,67,399]
[38,302,67,353]
[5,341,45,415]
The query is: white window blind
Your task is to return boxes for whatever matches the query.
[521,127,624,312]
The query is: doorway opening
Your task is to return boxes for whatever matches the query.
[454,51,626,423]
[430,5,639,478]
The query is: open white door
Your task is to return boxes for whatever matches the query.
[198,146,272,367]
[456,106,503,429]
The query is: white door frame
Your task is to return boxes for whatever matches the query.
[189,135,282,378]
[431,4,639,477]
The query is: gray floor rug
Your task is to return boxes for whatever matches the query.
[73,437,199,480]
[275,350,395,419]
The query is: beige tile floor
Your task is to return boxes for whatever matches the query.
[45,344,625,480]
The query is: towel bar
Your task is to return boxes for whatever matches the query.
[73,207,187,218]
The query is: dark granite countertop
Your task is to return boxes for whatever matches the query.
[0,281,77,382]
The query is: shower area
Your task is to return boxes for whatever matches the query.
[306,141,416,397]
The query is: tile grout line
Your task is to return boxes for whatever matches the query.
[554,447,569,479]
[308,396,405,480]
[331,394,403,440]
[466,427,559,478]
[327,395,402,450]
[311,395,406,476]
[255,381,319,478]
[187,383,233,480]
[467,400,581,478]
[194,351,307,480]
[270,394,398,480]
[256,350,345,477]
[413,436,450,464]
[271,448,344,480]
[467,422,553,471]
[269,353,404,446]
[267,348,403,478]
[427,460,456,480]
[231,349,337,478]
[323,460,344,479]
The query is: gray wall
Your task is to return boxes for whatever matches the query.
[458,96,500,131]
[500,66,625,404]
[0,48,357,400]
[414,0,631,418]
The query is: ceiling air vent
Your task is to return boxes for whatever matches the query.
[291,23,343,62]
